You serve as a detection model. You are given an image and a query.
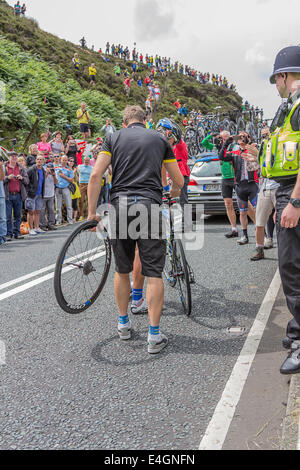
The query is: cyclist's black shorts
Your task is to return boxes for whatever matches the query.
[222,178,235,199]
[79,123,90,133]
[235,181,259,213]
[110,197,166,278]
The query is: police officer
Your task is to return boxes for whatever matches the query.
[267,46,300,374]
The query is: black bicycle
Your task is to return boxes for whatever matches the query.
[54,220,112,314]
[162,195,194,316]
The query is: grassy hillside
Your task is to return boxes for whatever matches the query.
[0,0,243,150]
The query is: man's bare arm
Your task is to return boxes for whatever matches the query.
[88,152,112,219]
[164,161,184,198]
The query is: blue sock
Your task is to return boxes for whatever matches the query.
[119,314,129,326]
[133,288,143,302]
[149,325,160,336]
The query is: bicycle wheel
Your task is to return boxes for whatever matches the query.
[163,239,177,288]
[237,117,245,134]
[54,220,112,314]
[175,240,192,316]
[196,123,207,153]
[183,128,198,158]
[246,122,257,142]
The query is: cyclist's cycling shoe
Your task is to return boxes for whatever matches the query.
[237,236,249,245]
[225,230,238,239]
[131,299,148,315]
[148,334,168,355]
[118,323,132,341]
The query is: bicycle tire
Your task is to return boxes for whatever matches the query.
[183,128,198,158]
[163,239,177,288]
[176,240,192,316]
[196,123,207,153]
[236,117,245,134]
[54,220,112,314]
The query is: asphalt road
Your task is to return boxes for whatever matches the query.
[0,217,282,450]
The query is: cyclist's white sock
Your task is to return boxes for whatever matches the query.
[148,325,162,343]
[118,314,131,329]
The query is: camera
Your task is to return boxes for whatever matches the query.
[214,136,223,150]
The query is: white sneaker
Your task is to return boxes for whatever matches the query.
[29,229,37,236]
[35,228,46,234]
[264,237,274,249]
[131,298,148,315]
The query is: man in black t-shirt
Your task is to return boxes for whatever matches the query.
[88,105,183,354]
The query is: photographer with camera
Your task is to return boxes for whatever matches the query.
[219,131,259,245]
[215,131,239,238]
[76,103,91,141]
[0,157,6,246]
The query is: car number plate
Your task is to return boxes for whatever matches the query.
[204,184,221,192]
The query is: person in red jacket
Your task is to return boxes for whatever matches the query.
[173,138,190,211]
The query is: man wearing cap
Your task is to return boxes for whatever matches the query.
[247,46,300,374]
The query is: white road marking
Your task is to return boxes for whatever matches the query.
[0,252,106,302]
[0,246,104,292]
[199,269,282,450]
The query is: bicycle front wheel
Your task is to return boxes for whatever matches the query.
[54,220,112,314]
[176,240,192,316]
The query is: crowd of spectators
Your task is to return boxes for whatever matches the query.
[0,119,115,245]
[14,2,26,16]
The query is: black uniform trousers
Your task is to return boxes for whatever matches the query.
[276,183,300,340]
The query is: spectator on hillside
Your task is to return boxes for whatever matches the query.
[114,63,121,77]
[179,104,189,117]
[145,95,153,116]
[37,133,51,160]
[55,155,73,226]
[65,135,79,167]
[137,76,143,88]
[154,84,161,103]
[89,63,97,86]
[76,102,91,141]
[79,37,86,49]
[105,42,110,54]
[0,159,6,246]
[146,118,154,130]
[101,118,116,139]
[124,77,133,98]
[21,3,26,16]
[173,100,181,111]
[72,53,80,72]
[14,1,21,16]
[50,131,65,156]
[26,155,46,236]
[4,151,29,241]
[40,162,57,232]
[26,144,38,168]
[77,156,93,221]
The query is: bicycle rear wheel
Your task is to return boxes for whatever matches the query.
[183,128,198,158]
[163,239,177,288]
[196,123,207,153]
[176,240,192,316]
[54,220,112,314]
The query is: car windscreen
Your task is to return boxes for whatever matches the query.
[191,160,222,178]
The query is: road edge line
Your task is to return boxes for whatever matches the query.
[199,268,281,450]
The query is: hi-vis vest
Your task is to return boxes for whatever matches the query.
[260,98,300,179]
